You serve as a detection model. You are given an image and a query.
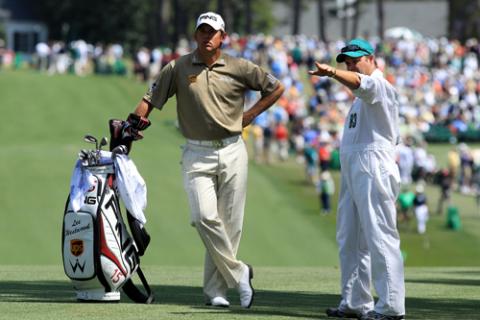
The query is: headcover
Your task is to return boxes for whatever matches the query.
[109,114,151,154]
[109,119,132,154]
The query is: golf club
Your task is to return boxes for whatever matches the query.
[84,134,98,151]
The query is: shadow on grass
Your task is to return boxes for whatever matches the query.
[1,281,479,319]
[406,278,480,287]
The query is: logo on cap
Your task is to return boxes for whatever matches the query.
[196,12,225,31]
[199,14,218,22]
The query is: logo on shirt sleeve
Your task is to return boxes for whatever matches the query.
[188,74,197,83]
[267,73,277,85]
[146,82,157,98]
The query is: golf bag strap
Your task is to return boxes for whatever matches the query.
[122,266,155,304]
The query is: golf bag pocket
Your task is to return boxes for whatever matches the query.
[63,211,96,280]
[63,182,139,291]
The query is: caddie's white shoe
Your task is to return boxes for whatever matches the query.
[237,264,254,308]
[208,296,230,307]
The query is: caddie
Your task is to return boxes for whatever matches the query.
[121,11,284,308]
[309,39,405,320]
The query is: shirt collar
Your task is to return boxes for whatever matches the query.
[371,68,384,78]
[192,50,226,67]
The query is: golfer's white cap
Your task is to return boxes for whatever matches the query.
[196,12,225,32]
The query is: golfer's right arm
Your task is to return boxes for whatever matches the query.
[133,99,154,118]
[134,60,177,118]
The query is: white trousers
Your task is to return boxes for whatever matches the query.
[414,205,429,234]
[182,137,248,299]
[337,148,405,316]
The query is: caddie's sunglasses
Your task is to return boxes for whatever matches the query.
[341,44,371,54]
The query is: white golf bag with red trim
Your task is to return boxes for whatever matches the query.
[62,137,153,303]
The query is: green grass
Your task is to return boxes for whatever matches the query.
[1,265,480,320]
[0,70,338,267]
[1,70,479,267]
[1,70,480,318]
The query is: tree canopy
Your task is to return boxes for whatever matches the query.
[39,0,276,51]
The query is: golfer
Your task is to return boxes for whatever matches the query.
[125,12,284,308]
[309,39,405,320]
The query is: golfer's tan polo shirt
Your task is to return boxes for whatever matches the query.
[143,50,280,140]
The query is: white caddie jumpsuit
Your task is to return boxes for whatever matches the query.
[336,69,405,316]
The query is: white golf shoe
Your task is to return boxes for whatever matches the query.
[208,296,230,307]
[237,264,254,308]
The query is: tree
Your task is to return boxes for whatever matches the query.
[292,0,302,35]
[350,0,361,38]
[245,0,252,34]
[146,0,167,48]
[38,0,277,50]
[40,0,149,50]
[317,0,328,42]
[376,0,384,40]
[448,0,480,41]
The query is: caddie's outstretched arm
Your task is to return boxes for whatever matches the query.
[308,62,361,91]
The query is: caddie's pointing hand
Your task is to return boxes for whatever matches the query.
[308,61,337,78]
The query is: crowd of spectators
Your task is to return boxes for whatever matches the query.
[1,33,479,213]
[0,39,184,79]
[224,33,480,215]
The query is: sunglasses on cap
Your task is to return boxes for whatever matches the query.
[341,44,372,54]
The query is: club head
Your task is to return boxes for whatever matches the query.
[84,134,98,149]
[99,137,108,150]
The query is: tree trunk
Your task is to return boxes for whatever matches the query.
[447,0,454,38]
[217,0,224,16]
[245,0,252,34]
[293,0,301,35]
[171,0,179,47]
[341,2,348,40]
[155,0,167,47]
[376,0,384,41]
[351,0,360,38]
[317,0,327,42]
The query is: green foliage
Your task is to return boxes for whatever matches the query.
[448,0,480,40]
[38,0,277,48]
[252,0,276,33]
[40,0,150,49]
[0,23,5,41]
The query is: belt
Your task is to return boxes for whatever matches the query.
[187,135,240,148]
[340,141,395,154]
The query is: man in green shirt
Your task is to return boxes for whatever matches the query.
[125,12,284,308]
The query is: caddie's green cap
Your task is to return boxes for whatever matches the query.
[336,38,374,63]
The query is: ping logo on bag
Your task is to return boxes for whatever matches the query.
[70,239,84,256]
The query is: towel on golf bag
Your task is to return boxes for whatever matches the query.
[69,151,147,225]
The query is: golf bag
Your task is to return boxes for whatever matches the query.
[62,134,154,303]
